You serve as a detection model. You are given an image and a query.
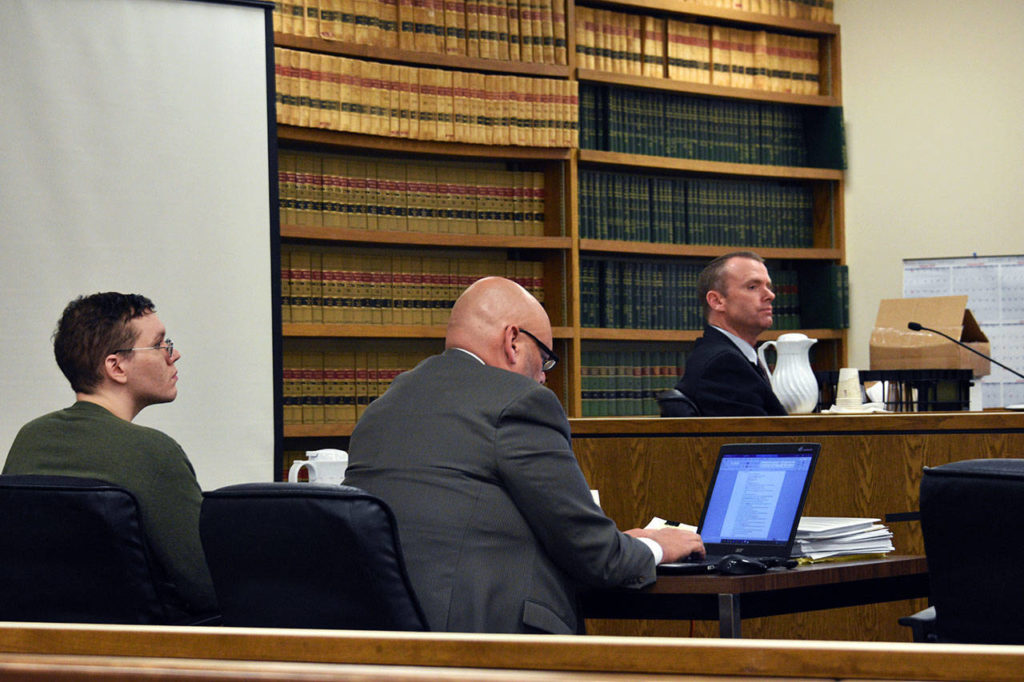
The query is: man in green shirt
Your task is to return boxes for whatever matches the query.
[3,292,217,619]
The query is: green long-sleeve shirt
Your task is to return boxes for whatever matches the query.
[3,401,217,617]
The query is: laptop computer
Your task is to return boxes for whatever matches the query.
[657,442,820,574]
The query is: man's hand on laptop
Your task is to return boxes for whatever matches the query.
[626,527,705,564]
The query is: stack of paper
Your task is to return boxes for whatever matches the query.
[793,517,895,561]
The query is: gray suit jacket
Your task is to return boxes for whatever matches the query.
[345,349,655,633]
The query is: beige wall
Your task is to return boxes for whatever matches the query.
[834,1,1024,369]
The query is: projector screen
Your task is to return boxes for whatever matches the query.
[0,0,278,489]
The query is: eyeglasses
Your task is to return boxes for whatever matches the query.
[112,339,174,359]
[519,329,558,371]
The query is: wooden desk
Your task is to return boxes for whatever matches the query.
[583,556,929,638]
[569,411,1024,640]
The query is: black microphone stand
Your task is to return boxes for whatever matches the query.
[907,322,1024,381]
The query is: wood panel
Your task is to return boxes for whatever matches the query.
[570,412,1024,641]
[2,624,1024,682]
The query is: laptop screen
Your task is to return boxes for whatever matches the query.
[697,444,819,552]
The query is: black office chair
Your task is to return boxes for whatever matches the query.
[900,458,1024,644]
[0,475,188,624]
[656,389,701,417]
[200,482,428,630]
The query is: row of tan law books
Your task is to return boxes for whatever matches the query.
[282,349,432,425]
[275,48,578,147]
[282,247,545,325]
[576,6,821,95]
[274,0,569,65]
[279,151,545,235]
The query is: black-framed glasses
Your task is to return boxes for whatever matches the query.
[112,339,174,359]
[519,329,558,371]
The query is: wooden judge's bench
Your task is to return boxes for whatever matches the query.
[569,411,1024,641]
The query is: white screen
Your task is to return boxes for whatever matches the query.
[0,0,276,489]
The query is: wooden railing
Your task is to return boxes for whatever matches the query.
[1,623,1023,681]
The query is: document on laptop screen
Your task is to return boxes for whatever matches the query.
[700,454,814,545]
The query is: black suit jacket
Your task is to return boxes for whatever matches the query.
[676,326,788,417]
[345,349,655,634]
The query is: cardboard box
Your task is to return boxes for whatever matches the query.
[869,295,990,377]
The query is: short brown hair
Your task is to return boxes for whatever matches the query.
[697,251,765,318]
[53,292,155,393]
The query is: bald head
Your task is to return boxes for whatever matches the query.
[446,277,553,383]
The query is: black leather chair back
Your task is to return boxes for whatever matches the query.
[920,458,1024,644]
[0,475,173,624]
[656,389,701,417]
[200,482,428,630]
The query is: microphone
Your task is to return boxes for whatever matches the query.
[907,322,1024,381]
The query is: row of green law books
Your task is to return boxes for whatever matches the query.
[580,350,687,417]
[580,85,845,169]
[580,257,804,330]
[579,169,814,247]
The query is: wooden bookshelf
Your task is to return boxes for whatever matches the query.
[272,0,847,463]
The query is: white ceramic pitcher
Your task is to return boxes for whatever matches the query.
[757,333,819,414]
[288,448,348,485]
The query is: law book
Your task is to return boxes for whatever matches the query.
[301,0,321,38]
[379,0,400,47]
[476,0,495,59]
[319,154,341,227]
[338,252,361,323]
[405,163,434,232]
[537,0,554,64]
[297,50,316,127]
[353,350,369,419]
[282,350,304,425]
[277,151,297,227]
[444,0,466,54]
[279,246,292,324]
[529,0,543,63]
[464,0,481,57]
[551,0,566,64]
[417,67,438,141]
[316,0,338,40]
[397,0,416,49]
[506,0,521,60]
[574,5,592,70]
[710,25,731,87]
[295,152,323,226]
[468,71,487,144]
[641,15,665,78]
[493,0,510,60]
[274,0,289,34]
[517,0,534,63]
[300,351,325,425]
[493,75,511,146]
[336,56,357,133]
[319,351,342,423]
[375,161,407,232]
[318,251,340,323]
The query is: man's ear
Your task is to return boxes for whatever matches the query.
[502,325,520,367]
[707,289,726,313]
[103,353,130,385]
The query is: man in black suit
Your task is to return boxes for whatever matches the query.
[676,251,788,416]
[345,276,704,633]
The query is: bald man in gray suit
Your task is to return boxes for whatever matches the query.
[345,277,703,634]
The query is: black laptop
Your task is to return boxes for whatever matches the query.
[657,442,820,574]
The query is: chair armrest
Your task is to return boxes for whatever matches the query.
[897,605,937,642]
